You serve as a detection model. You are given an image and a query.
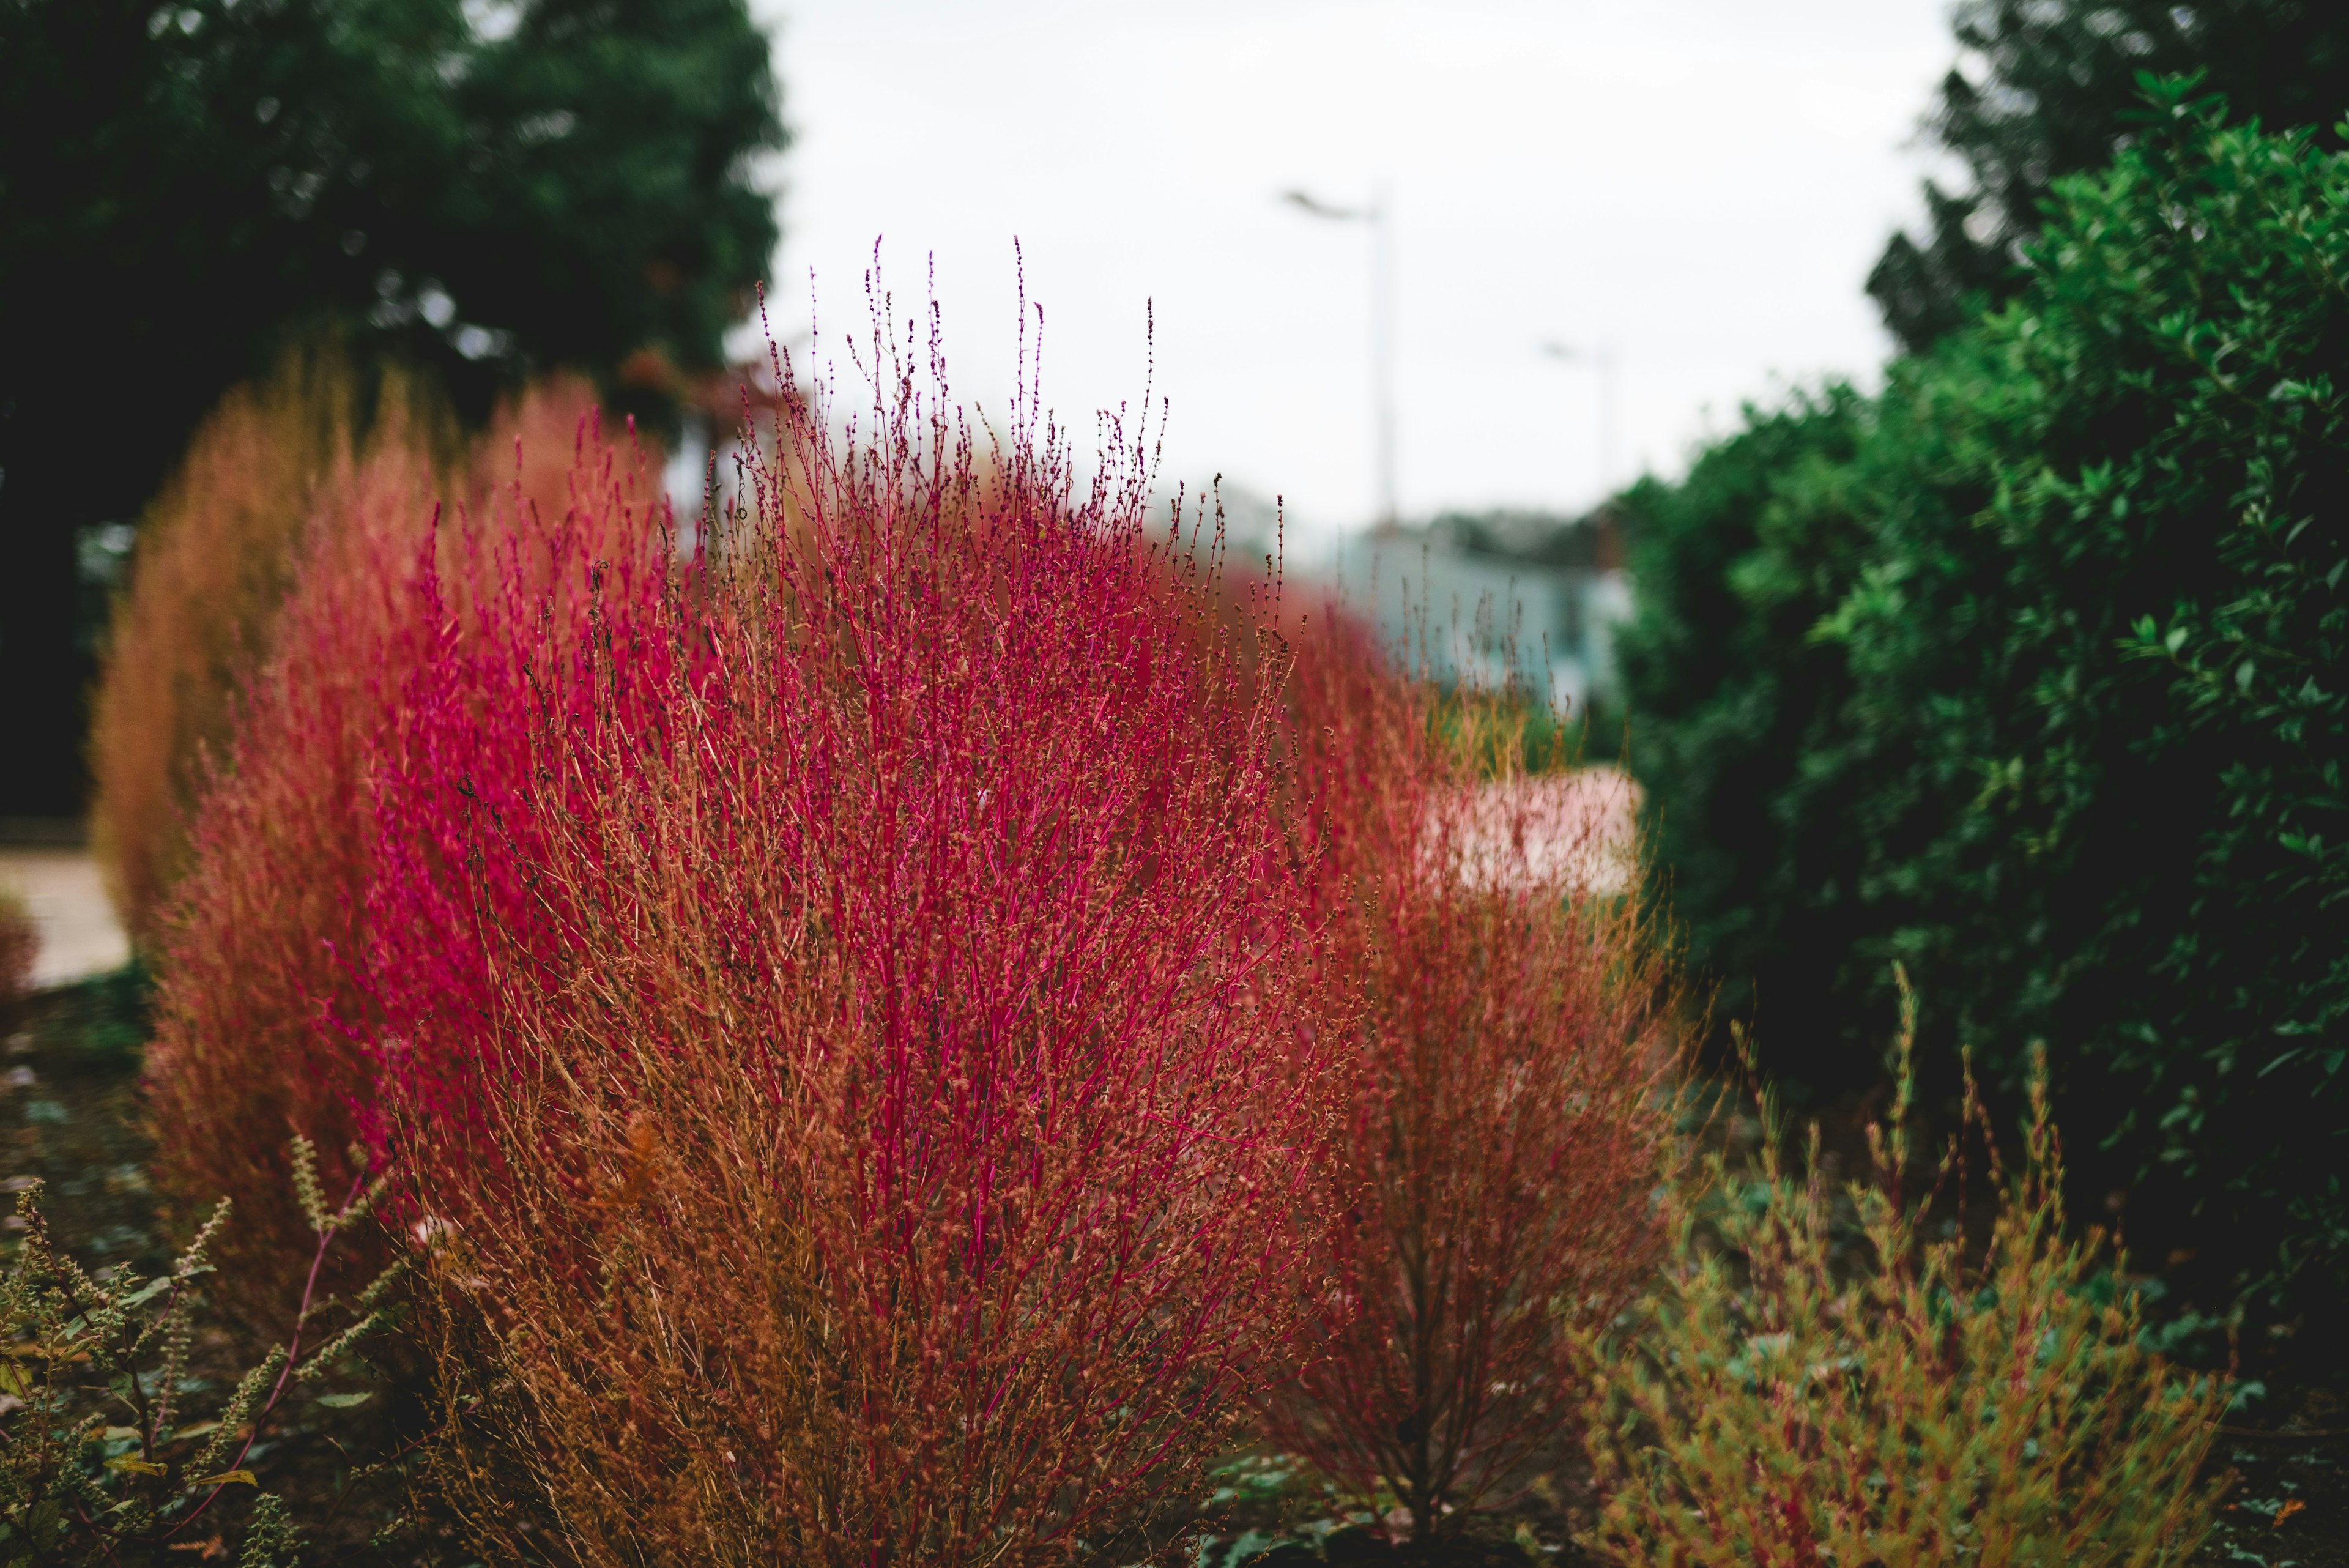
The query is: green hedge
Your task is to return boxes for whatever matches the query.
[1612,387,1883,1093]
[1621,77,2349,1305]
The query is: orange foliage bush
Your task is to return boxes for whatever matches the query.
[140,379,607,1318]
[1260,612,1682,1542]
[89,352,453,943]
[141,316,1684,1566]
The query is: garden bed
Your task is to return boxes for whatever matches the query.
[8,969,2346,1567]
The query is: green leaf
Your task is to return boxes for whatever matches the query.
[186,1469,258,1488]
[105,1457,168,1476]
[118,1276,173,1309]
[314,1391,373,1408]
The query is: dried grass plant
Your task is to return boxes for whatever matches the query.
[0,883,34,1011]
[1577,979,2228,1567]
[89,350,455,943]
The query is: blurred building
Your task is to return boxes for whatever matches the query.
[1325,509,1630,719]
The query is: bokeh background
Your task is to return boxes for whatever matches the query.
[762,0,1953,536]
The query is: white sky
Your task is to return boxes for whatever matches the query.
[751,0,1961,553]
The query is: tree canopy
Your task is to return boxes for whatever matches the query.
[1869,0,2349,353]
[0,0,784,814]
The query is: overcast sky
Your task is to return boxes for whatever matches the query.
[752,0,1962,552]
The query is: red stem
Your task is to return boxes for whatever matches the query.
[165,1169,366,1542]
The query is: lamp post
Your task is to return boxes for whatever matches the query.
[1283,182,1397,532]
[1538,338,1619,502]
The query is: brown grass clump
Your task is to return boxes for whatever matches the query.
[89,350,455,943]
[138,428,442,1325]
[1260,611,1683,1544]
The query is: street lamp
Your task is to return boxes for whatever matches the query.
[1538,338,1620,503]
[1283,182,1397,532]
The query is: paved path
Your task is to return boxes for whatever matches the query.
[1449,766,1641,895]
[1,849,132,990]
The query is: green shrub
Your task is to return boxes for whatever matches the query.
[0,1138,398,1567]
[1611,386,1886,1091]
[1830,77,2349,1297]
[1867,0,2349,355]
[1622,78,2349,1299]
[1576,981,2227,1567]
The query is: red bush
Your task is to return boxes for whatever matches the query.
[363,325,1328,1564]
[141,380,607,1315]
[89,356,454,945]
[1260,611,1680,1542]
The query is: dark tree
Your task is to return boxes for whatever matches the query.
[0,0,783,815]
[1870,0,2349,354]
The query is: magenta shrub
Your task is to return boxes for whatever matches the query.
[359,322,1327,1563]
